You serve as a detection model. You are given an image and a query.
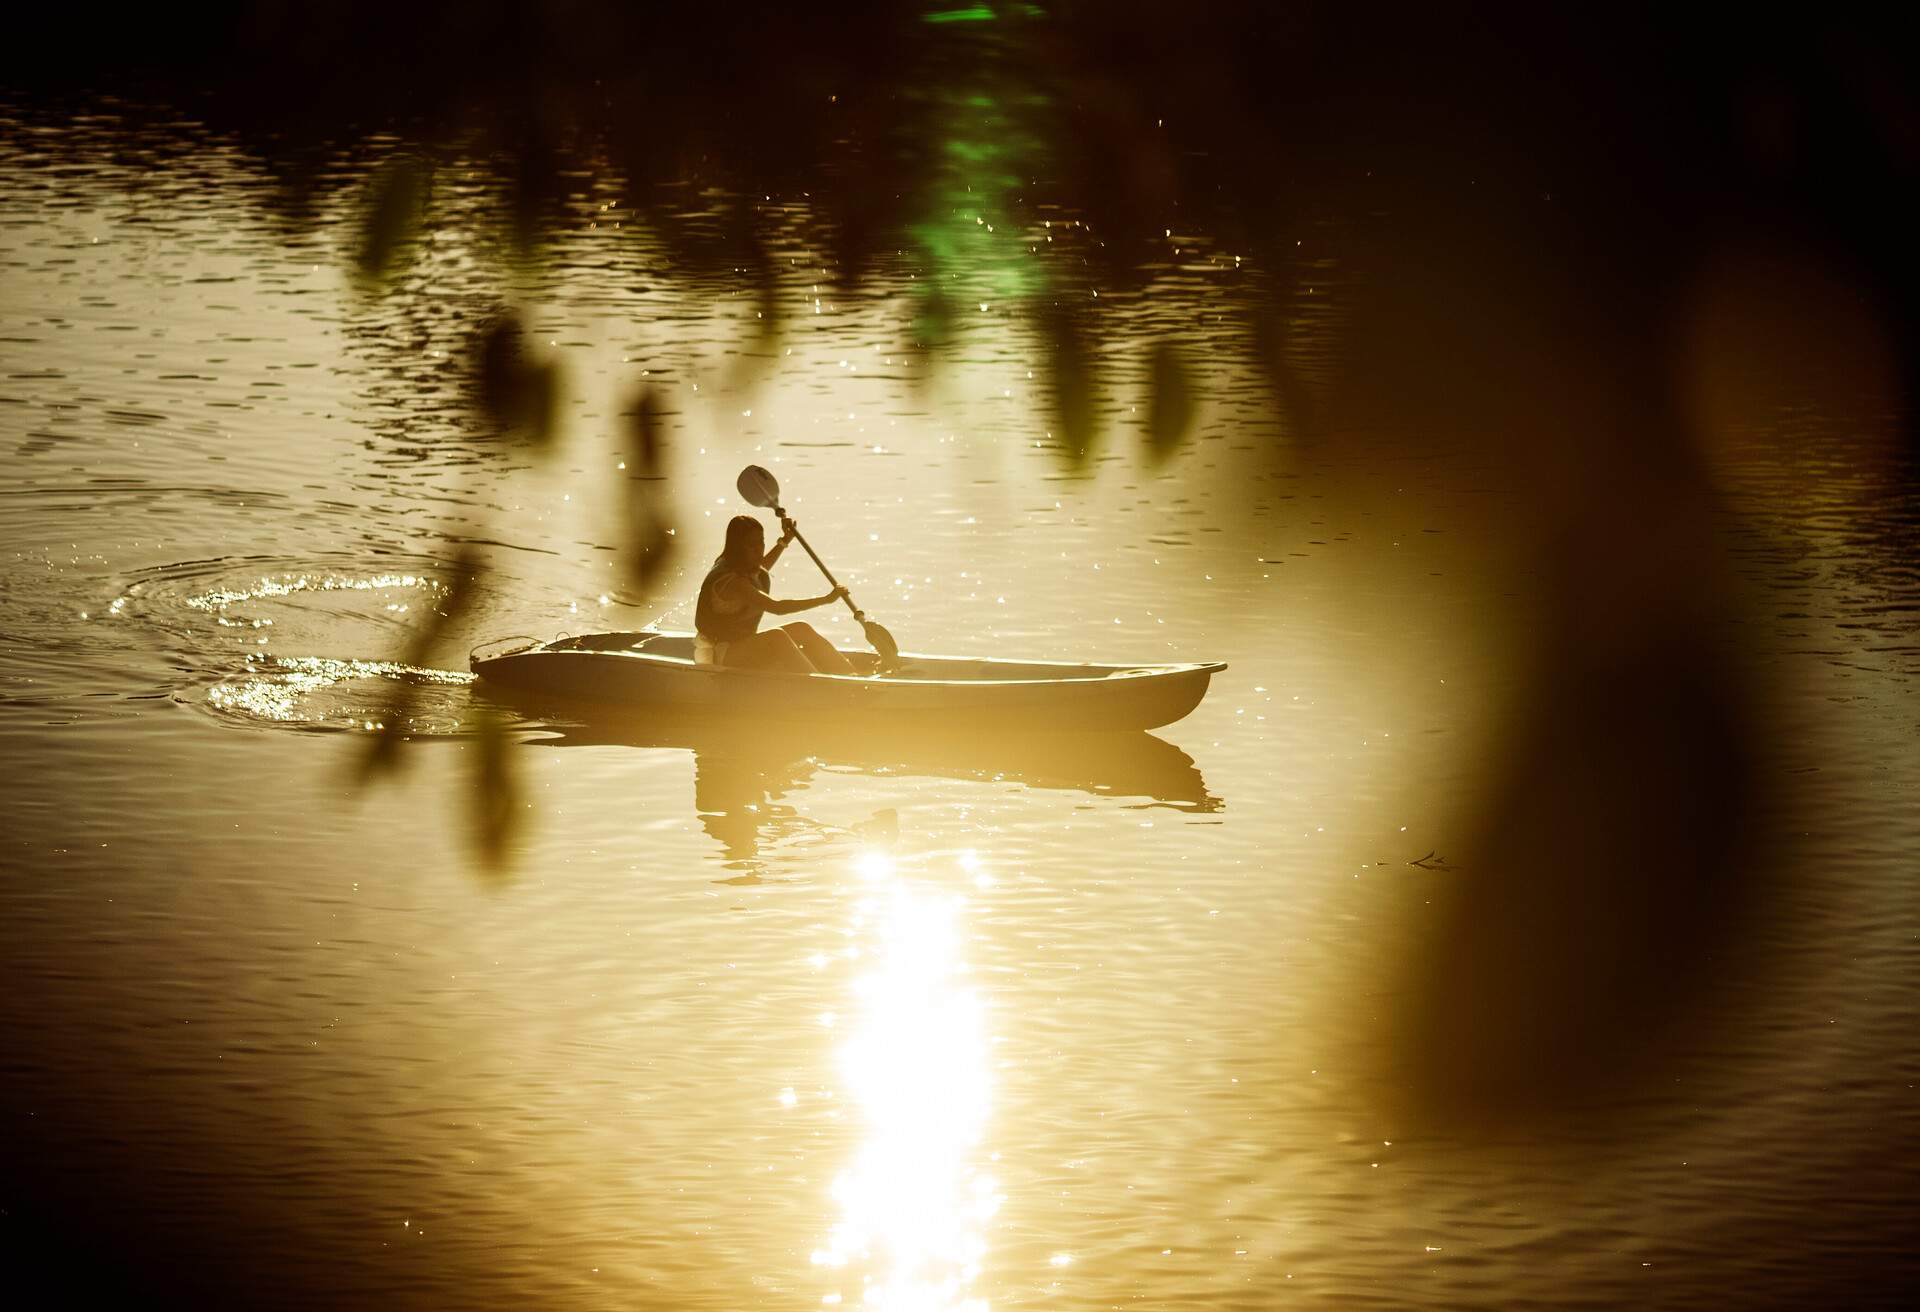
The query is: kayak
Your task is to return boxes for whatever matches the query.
[470,631,1226,732]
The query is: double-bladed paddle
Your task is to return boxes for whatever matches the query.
[736,465,900,664]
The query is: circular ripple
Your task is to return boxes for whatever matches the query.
[109,552,484,733]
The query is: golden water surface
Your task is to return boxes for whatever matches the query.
[1,92,1916,1309]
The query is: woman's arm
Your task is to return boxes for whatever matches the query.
[718,571,844,617]
[746,584,847,617]
[760,514,797,569]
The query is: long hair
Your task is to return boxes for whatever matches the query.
[720,514,765,570]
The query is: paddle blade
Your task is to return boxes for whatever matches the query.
[862,617,900,663]
[736,464,781,509]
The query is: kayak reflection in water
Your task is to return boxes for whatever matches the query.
[693,514,858,674]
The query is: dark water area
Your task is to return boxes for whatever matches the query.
[3,4,1918,1308]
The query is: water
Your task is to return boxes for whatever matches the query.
[2,100,1917,1309]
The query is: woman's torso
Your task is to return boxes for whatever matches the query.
[694,560,770,643]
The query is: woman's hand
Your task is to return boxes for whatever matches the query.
[828,585,849,604]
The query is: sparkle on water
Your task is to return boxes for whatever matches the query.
[184,572,449,614]
[207,654,473,725]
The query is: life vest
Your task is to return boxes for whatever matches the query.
[694,559,770,642]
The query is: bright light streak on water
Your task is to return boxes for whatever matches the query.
[815,851,1000,1310]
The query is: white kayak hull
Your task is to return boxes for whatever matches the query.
[471,631,1226,733]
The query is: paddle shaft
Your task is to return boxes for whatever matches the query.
[776,506,867,621]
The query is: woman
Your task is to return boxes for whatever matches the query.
[694,514,857,673]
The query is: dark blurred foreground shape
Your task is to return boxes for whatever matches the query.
[7,0,1918,1157]
[1388,483,1770,1123]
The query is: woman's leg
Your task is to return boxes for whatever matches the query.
[721,628,813,673]
[781,622,857,674]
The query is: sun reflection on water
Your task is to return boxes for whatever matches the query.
[813,849,1001,1310]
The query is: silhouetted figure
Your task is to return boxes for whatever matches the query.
[694,514,855,674]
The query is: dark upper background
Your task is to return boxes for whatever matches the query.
[6,2,1916,409]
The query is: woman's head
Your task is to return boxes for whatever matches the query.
[721,514,766,568]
